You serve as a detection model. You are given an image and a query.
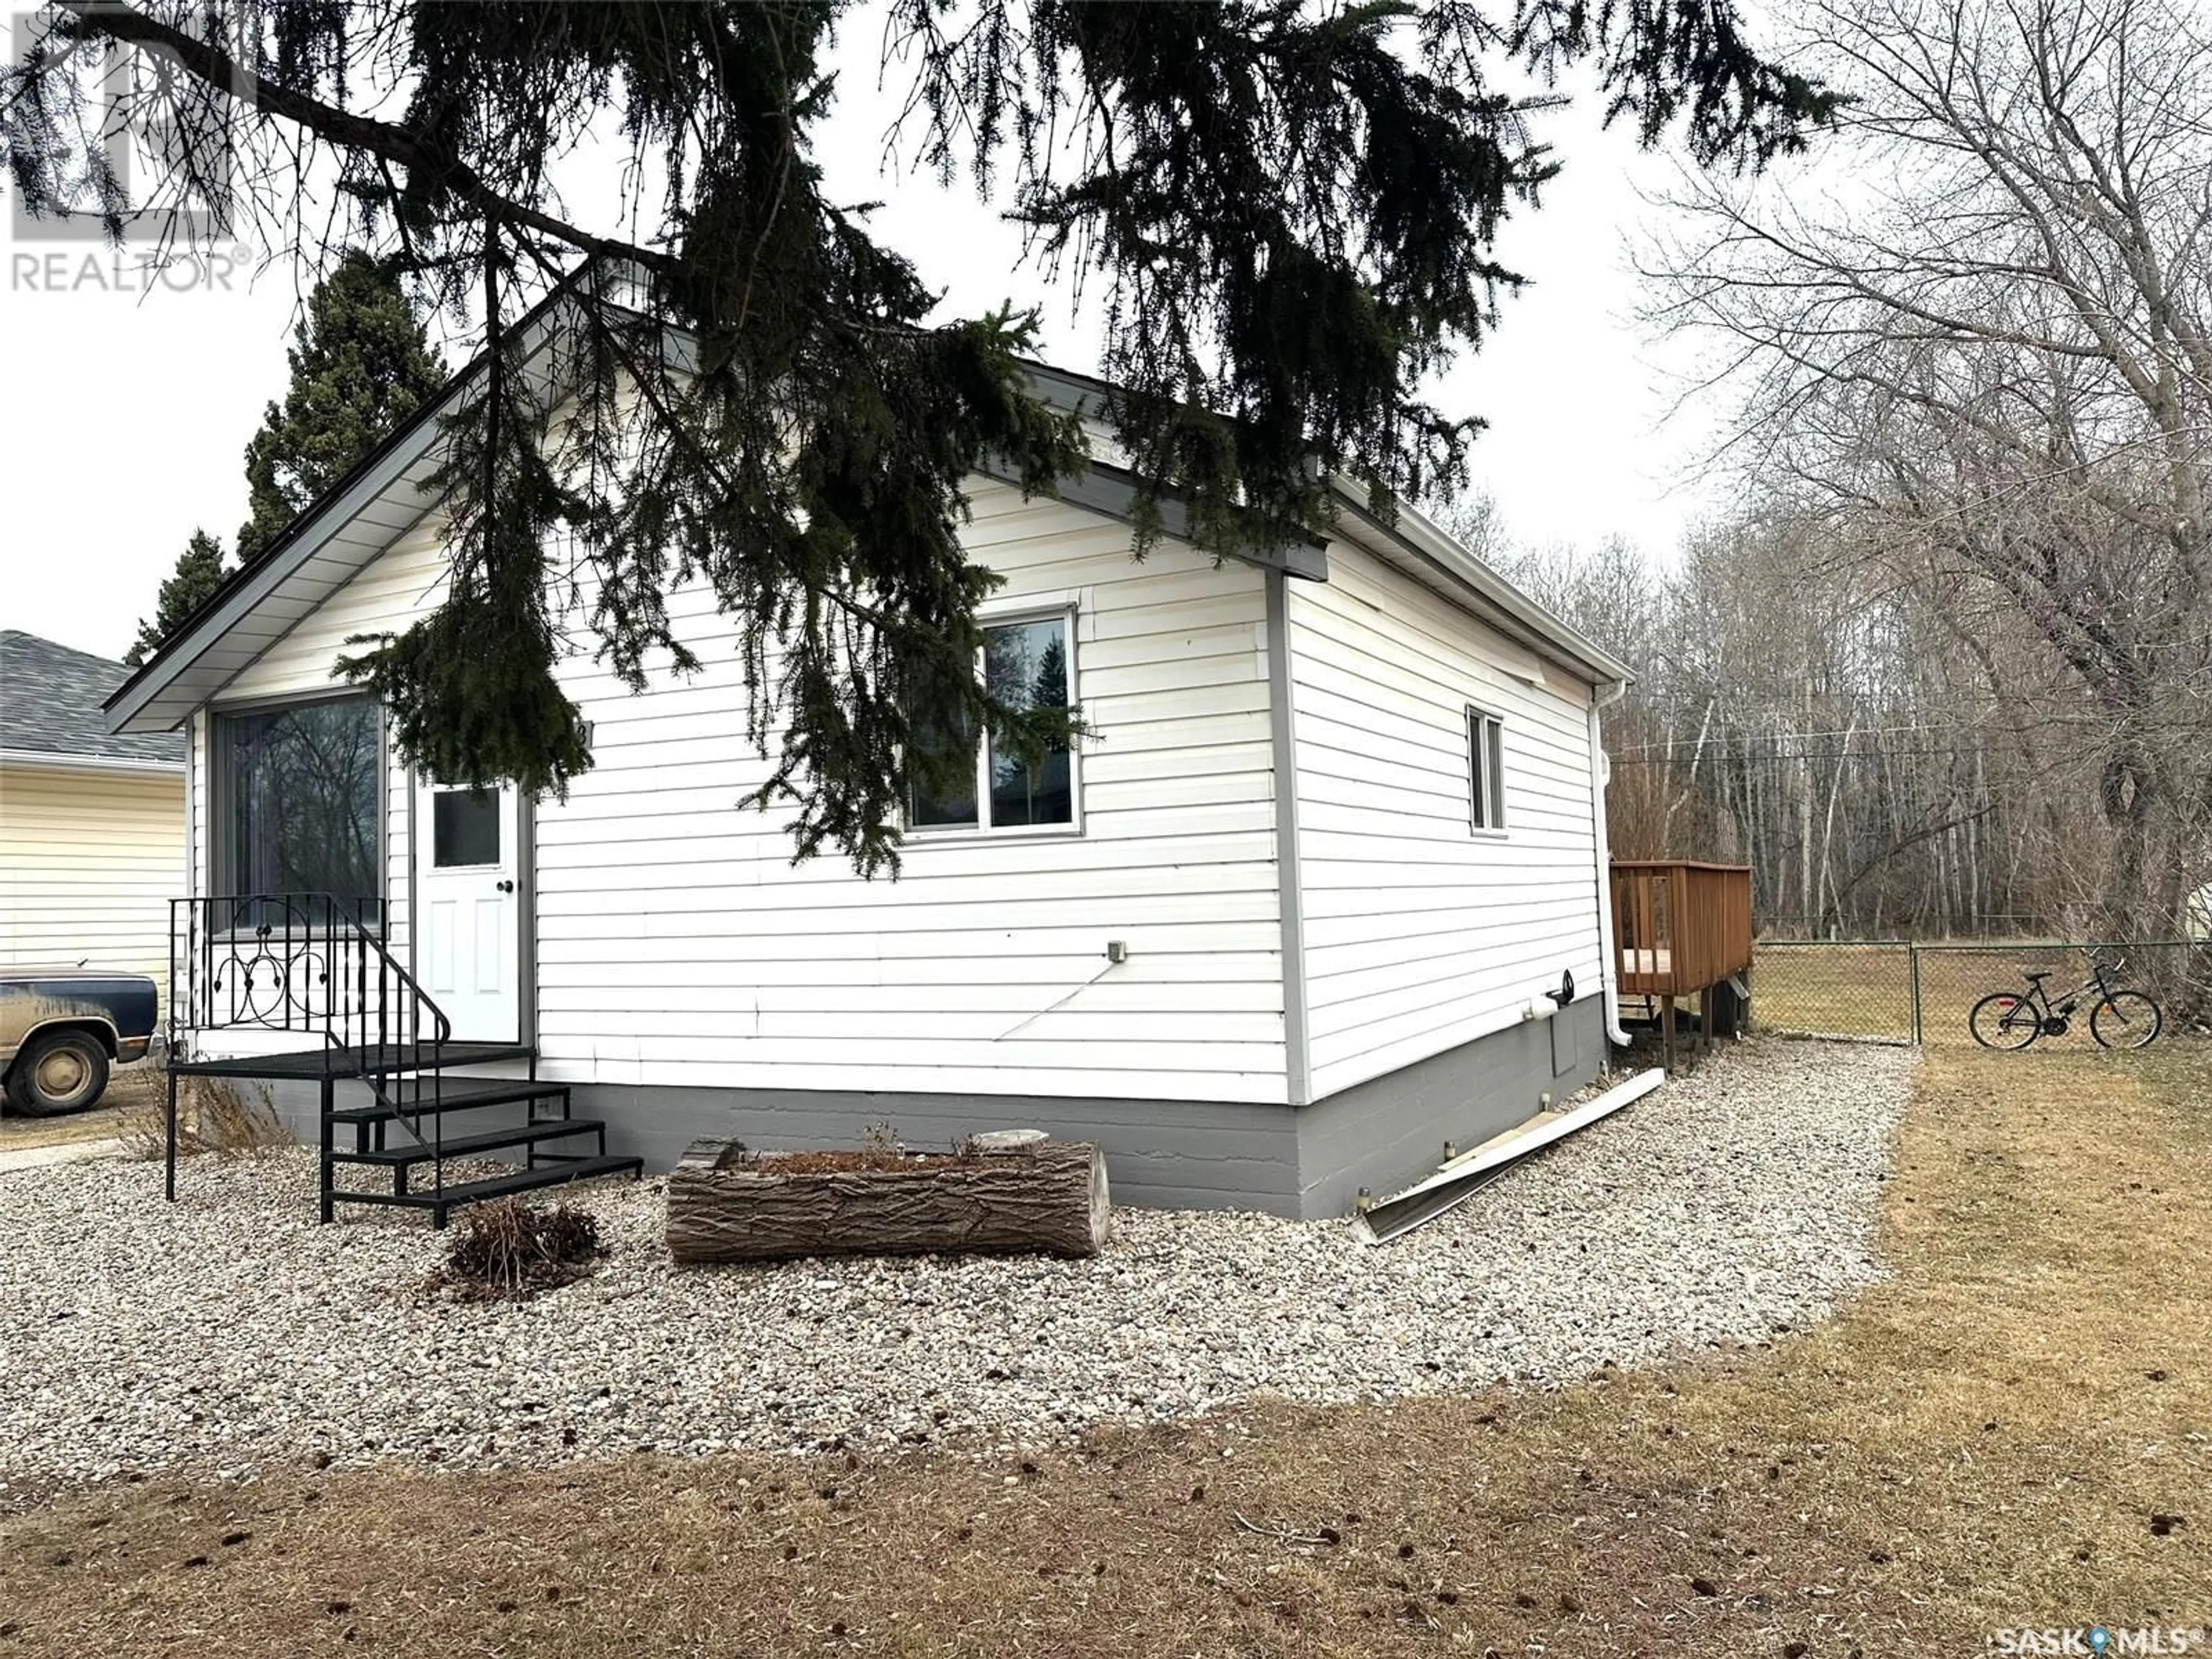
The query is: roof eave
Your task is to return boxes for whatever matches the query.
[0,747,185,776]
[1018,367,1631,685]
[104,273,596,736]
[1327,480,1634,688]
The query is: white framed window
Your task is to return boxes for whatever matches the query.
[212,692,385,925]
[908,609,1079,835]
[1467,705,1506,832]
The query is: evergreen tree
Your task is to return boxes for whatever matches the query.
[236,250,448,562]
[124,528,228,668]
[8,2,1832,870]
[124,253,446,666]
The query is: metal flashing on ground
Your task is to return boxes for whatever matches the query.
[1351,1069,1666,1245]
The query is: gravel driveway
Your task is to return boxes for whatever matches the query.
[0,1040,1913,1495]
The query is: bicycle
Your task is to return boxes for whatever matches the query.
[1967,951,2163,1051]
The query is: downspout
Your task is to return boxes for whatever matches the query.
[1589,681,1632,1048]
[177,711,198,1049]
[1266,570,1312,1106]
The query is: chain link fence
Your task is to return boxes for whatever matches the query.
[1749,938,2211,1048]
[1747,941,1917,1043]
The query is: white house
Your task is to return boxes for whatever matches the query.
[105,312,1632,1222]
[1,631,186,1005]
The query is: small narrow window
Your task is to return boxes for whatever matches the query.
[984,616,1073,828]
[907,710,980,830]
[1468,706,1506,832]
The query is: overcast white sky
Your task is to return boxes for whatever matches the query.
[0,17,1721,666]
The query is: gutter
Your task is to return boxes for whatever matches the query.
[1354,1068,1664,1244]
[1316,478,1635,1045]
[1588,681,1633,1048]
[1007,382,1628,683]
[1325,480,1635,687]
[0,747,184,777]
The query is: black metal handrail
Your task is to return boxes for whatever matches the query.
[166,891,454,1204]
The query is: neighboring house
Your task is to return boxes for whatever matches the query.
[105,306,1632,1218]
[1,631,186,1006]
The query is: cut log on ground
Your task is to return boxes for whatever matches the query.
[665,1138,1111,1264]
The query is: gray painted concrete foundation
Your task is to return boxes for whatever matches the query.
[1292,995,1605,1217]
[570,1083,1305,1215]
[257,997,1607,1220]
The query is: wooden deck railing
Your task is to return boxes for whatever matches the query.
[1610,861,1753,997]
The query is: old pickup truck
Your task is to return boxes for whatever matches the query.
[0,967,158,1115]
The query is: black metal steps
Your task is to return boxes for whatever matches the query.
[334,1154,644,1227]
[331,1077,570,1123]
[328,1118,613,1168]
[160,893,640,1226]
[319,1054,639,1226]
[355,1041,533,1077]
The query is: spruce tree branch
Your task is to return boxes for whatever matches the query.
[505,233,940,653]
[51,0,676,276]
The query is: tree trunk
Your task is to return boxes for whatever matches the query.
[2097,730,2162,937]
[666,1138,1112,1264]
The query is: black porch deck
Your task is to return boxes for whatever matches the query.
[173,1040,535,1080]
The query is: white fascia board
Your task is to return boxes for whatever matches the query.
[0,748,185,777]
[1327,479,1634,689]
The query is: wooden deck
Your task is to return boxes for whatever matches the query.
[1610,860,1753,1071]
[1611,860,1753,998]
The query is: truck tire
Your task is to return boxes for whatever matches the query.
[3,1028,111,1116]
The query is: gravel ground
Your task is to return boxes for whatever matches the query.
[0,1039,1913,1497]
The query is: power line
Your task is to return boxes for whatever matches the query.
[1611,749,2025,765]
[1607,721,2006,753]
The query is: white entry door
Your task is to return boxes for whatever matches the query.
[414,777,522,1043]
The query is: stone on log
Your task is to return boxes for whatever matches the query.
[665,1137,1111,1264]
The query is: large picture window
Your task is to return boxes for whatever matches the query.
[909,613,1077,834]
[215,695,383,923]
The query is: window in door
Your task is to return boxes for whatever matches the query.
[432,787,502,868]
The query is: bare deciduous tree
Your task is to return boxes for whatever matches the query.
[1645,0,2212,933]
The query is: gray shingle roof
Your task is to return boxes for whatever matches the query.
[1,631,184,766]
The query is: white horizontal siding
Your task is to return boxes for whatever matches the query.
[0,763,185,1012]
[536,483,1284,1102]
[1289,537,1603,1099]
[216,515,449,699]
[210,521,434,964]
[197,482,1287,1104]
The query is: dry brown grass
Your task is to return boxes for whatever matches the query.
[1752,943,1918,1040]
[0,1063,164,1152]
[1753,940,2211,1049]
[426,1198,606,1302]
[113,1075,291,1162]
[4,1047,2207,1657]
